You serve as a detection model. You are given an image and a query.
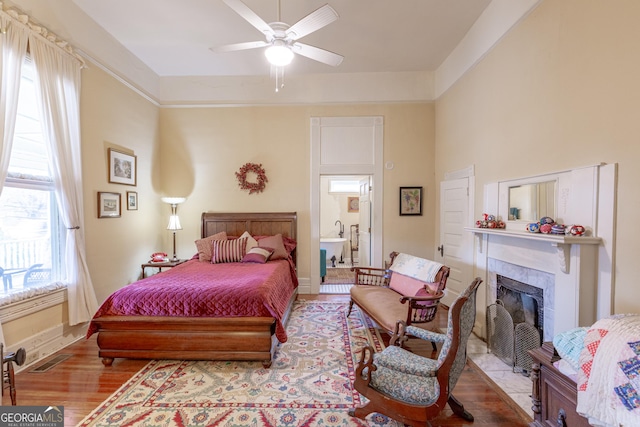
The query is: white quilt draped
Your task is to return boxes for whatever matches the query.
[576,314,640,427]
[389,252,443,283]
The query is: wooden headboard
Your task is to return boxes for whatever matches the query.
[201,212,298,264]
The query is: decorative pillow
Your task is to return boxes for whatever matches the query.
[552,326,588,371]
[242,246,274,264]
[211,237,247,264]
[256,234,288,260]
[282,235,297,255]
[194,231,227,262]
[389,273,439,306]
[239,231,258,252]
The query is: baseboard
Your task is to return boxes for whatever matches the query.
[297,277,311,294]
[9,321,87,373]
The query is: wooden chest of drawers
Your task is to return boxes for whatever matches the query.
[529,342,590,427]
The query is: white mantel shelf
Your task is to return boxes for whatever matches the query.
[464,227,602,273]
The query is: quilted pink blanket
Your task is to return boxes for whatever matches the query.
[87,259,298,342]
[576,314,640,427]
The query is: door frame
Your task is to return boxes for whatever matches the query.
[440,165,479,332]
[310,117,384,294]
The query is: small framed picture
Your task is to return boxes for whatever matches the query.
[399,187,423,216]
[108,148,137,186]
[127,191,138,210]
[348,196,359,213]
[98,192,121,218]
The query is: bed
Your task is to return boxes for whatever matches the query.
[88,212,298,368]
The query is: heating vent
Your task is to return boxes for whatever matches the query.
[30,354,72,373]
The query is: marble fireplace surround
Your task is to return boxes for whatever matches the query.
[469,163,616,341]
[480,232,600,341]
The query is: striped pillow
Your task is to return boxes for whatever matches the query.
[211,237,247,264]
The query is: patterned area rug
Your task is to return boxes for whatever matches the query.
[78,301,402,427]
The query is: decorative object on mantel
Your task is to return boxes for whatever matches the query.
[567,225,586,236]
[526,217,586,236]
[475,213,505,229]
[235,162,268,194]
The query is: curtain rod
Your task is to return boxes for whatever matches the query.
[0,4,86,68]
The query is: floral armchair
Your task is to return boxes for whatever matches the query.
[349,277,483,427]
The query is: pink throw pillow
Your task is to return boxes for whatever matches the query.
[389,274,439,306]
[242,246,274,264]
[195,231,227,262]
[257,234,288,260]
[211,237,247,263]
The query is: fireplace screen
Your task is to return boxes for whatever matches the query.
[486,276,543,375]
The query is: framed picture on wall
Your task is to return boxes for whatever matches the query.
[108,148,137,186]
[126,191,138,210]
[98,192,121,218]
[399,187,423,216]
[348,196,359,213]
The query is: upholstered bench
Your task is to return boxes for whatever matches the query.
[347,252,450,337]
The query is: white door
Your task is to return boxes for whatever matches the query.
[439,178,471,306]
[358,177,371,267]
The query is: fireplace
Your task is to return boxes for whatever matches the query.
[497,275,544,338]
[487,275,543,374]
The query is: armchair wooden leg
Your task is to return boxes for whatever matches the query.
[348,403,375,420]
[448,394,474,421]
[347,299,354,317]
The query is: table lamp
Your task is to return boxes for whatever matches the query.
[161,197,186,261]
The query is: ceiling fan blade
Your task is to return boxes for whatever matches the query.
[223,0,274,37]
[211,40,269,53]
[292,42,343,67]
[285,4,338,40]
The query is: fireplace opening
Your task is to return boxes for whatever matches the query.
[487,275,543,375]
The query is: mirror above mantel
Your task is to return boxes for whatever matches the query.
[498,171,570,231]
[508,180,556,222]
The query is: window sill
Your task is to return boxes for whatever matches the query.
[0,283,67,323]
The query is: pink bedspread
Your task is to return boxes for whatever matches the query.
[87,259,298,342]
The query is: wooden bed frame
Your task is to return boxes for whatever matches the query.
[92,212,298,368]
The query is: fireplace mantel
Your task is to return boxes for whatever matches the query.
[465,227,601,274]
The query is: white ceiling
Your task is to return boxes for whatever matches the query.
[11,0,540,104]
[71,0,492,78]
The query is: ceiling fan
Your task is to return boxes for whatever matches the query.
[212,0,344,68]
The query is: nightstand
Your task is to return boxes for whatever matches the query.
[141,259,187,278]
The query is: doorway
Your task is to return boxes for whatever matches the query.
[319,175,370,269]
[310,116,383,295]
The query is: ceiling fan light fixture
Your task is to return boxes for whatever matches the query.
[265,43,294,66]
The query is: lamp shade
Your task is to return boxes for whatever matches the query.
[161,197,186,205]
[167,214,182,231]
[265,43,294,67]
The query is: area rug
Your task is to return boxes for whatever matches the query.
[77,301,402,427]
[323,267,355,284]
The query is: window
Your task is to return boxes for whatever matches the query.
[0,58,63,296]
[328,179,360,194]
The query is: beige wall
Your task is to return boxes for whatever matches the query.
[81,65,163,303]
[435,0,640,314]
[158,103,436,281]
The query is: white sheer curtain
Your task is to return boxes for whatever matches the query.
[0,13,29,342]
[0,14,28,192]
[29,35,98,324]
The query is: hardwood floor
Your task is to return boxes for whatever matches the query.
[4,294,530,427]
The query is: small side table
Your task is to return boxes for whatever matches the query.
[141,259,187,278]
